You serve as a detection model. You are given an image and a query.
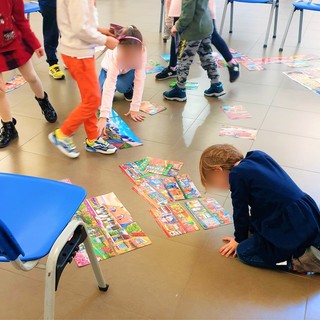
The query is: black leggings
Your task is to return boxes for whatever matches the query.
[169,19,233,68]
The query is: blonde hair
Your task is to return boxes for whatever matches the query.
[199,144,244,187]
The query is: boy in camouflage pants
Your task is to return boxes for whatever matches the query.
[164,0,225,102]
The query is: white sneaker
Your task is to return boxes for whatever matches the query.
[85,137,117,155]
[48,130,80,159]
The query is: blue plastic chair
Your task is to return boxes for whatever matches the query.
[0,173,109,320]
[219,0,280,48]
[24,1,41,20]
[279,1,320,51]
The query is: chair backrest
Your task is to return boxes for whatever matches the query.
[0,219,24,261]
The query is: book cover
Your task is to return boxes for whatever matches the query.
[185,198,232,230]
[163,176,185,201]
[146,60,165,74]
[132,181,170,208]
[140,101,167,115]
[219,125,257,140]
[175,174,202,199]
[221,105,252,120]
[5,74,27,93]
[169,81,199,90]
[144,175,172,201]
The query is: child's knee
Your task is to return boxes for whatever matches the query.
[25,73,39,84]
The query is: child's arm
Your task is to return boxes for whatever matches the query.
[12,0,41,51]
[175,0,197,33]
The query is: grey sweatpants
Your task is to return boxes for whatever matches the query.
[177,37,220,88]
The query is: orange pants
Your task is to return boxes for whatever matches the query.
[60,54,100,140]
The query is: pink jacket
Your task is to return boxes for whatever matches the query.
[100,47,147,118]
[168,0,216,19]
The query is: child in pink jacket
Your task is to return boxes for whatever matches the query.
[97,26,147,135]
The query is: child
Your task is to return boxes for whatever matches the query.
[157,0,239,83]
[199,144,320,273]
[97,25,146,134]
[162,0,173,42]
[49,0,119,158]
[38,0,65,80]
[163,0,225,102]
[0,0,57,148]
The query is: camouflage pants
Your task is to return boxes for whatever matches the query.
[177,37,219,88]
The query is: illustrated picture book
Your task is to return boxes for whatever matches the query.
[103,110,143,149]
[140,101,167,115]
[150,202,199,237]
[185,198,233,230]
[175,174,202,199]
[161,54,171,63]
[219,125,257,140]
[221,105,252,120]
[146,60,165,74]
[162,176,185,201]
[5,74,27,93]
[170,81,199,90]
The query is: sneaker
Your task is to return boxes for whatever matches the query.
[227,62,240,83]
[163,85,187,102]
[124,89,133,102]
[85,137,117,155]
[204,82,226,98]
[48,130,80,159]
[35,92,57,123]
[49,64,65,80]
[155,66,177,81]
[293,246,320,273]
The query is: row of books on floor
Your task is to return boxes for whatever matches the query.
[119,157,233,238]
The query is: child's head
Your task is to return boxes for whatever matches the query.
[199,144,244,191]
[117,25,144,60]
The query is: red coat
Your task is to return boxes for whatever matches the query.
[0,0,41,53]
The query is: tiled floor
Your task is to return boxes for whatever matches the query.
[1,0,320,319]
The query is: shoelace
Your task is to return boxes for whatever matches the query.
[65,137,76,150]
[52,66,61,73]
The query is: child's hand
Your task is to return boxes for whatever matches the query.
[219,237,238,257]
[125,111,145,122]
[35,47,45,58]
[105,36,119,50]
[98,28,116,37]
[171,25,177,36]
[97,117,107,136]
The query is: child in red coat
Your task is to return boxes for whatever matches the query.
[0,0,57,148]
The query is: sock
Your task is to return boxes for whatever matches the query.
[170,66,177,71]
[55,128,68,140]
[86,138,96,146]
[227,59,237,66]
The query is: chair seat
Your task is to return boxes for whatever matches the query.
[293,1,320,11]
[24,3,41,14]
[230,0,273,4]
[0,174,86,262]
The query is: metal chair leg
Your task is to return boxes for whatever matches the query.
[229,1,234,33]
[159,0,164,33]
[219,0,229,34]
[279,7,296,52]
[298,9,303,43]
[273,0,279,38]
[263,2,275,48]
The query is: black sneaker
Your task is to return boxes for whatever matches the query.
[124,89,133,102]
[35,92,57,123]
[227,62,240,83]
[155,66,177,81]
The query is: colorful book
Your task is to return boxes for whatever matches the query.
[132,181,170,208]
[219,125,257,140]
[103,110,143,149]
[119,162,146,184]
[163,176,185,201]
[185,198,232,230]
[169,81,199,90]
[176,174,202,199]
[221,105,252,120]
[161,53,171,62]
[144,175,172,200]
[140,101,167,115]
[5,74,27,93]
[73,193,151,267]
[150,203,199,237]
[146,60,165,74]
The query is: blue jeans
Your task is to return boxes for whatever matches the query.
[99,69,135,94]
[39,4,59,66]
[237,233,320,270]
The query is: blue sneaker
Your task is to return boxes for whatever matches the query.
[163,85,187,102]
[204,82,226,98]
[48,130,80,159]
[85,137,117,155]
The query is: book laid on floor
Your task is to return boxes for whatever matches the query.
[175,174,202,199]
[184,198,233,230]
[144,175,172,201]
[221,105,252,120]
[5,74,26,93]
[140,101,167,115]
[150,202,199,237]
[162,176,185,201]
